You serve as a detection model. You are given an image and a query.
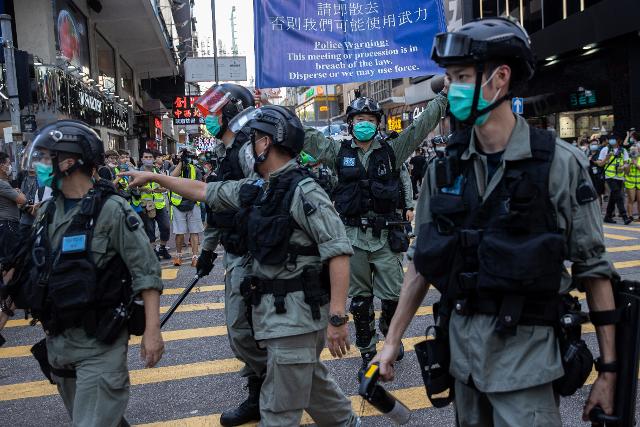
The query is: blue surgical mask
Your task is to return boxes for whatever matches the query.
[609,139,617,146]
[35,163,53,187]
[205,115,222,137]
[448,68,502,126]
[352,121,377,142]
[590,144,600,151]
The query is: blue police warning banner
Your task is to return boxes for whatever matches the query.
[254,0,446,88]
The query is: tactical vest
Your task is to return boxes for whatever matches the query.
[333,140,400,220]
[414,127,566,334]
[205,137,248,255]
[18,180,133,337]
[238,168,329,320]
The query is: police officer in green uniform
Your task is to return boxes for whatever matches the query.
[374,18,617,426]
[193,84,268,426]
[4,120,164,427]
[302,93,448,372]
[122,106,360,427]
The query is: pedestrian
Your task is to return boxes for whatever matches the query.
[374,17,617,426]
[588,137,606,204]
[302,91,448,374]
[625,145,640,220]
[193,83,266,426]
[139,149,172,260]
[17,160,52,239]
[0,152,25,263]
[1,120,164,427]
[597,133,632,224]
[169,149,204,266]
[122,106,360,427]
[409,148,427,198]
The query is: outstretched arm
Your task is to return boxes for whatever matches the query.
[119,170,207,203]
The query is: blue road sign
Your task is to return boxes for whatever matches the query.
[512,97,524,115]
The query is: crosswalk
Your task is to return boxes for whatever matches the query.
[1,223,639,426]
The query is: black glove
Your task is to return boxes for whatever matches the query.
[197,250,217,277]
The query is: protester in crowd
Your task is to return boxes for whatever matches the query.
[98,149,119,182]
[588,137,606,206]
[598,133,632,224]
[409,147,427,199]
[18,164,52,239]
[625,145,640,220]
[169,149,204,266]
[0,152,25,263]
[139,149,172,260]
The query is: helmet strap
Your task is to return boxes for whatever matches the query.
[460,63,512,127]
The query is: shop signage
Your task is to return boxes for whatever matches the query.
[387,115,403,132]
[173,95,205,125]
[79,91,103,113]
[20,115,37,133]
[569,90,597,108]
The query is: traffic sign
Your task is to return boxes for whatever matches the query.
[512,97,524,115]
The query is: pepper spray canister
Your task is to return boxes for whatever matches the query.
[358,364,411,425]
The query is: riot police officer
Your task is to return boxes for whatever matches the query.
[302,92,448,373]
[193,83,268,426]
[374,17,617,426]
[2,120,164,427]
[122,106,360,427]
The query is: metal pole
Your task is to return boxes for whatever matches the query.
[0,15,20,174]
[211,0,219,84]
[325,85,330,127]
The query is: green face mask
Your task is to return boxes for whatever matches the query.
[35,163,54,187]
[448,69,502,126]
[205,115,222,137]
[352,121,377,142]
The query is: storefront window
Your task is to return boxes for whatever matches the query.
[120,58,134,96]
[96,31,116,93]
[54,0,90,75]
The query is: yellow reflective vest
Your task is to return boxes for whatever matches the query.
[625,157,640,189]
[141,169,166,209]
[170,164,198,207]
[604,148,627,180]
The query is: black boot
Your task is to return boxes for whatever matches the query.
[220,376,263,426]
[158,245,172,260]
[380,300,404,361]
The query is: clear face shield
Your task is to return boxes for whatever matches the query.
[25,140,55,186]
[227,107,259,134]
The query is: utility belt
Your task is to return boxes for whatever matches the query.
[240,266,330,333]
[341,215,410,240]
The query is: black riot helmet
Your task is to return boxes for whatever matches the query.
[346,97,383,123]
[431,17,535,125]
[29,120,104,171]
[196,83,255,138]
[248,105,305,156]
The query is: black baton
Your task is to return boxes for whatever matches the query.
[160,273,201,328]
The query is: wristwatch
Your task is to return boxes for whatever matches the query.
[329,314,349,327]
[594,357,618,373]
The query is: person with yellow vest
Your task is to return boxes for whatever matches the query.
[597,134,632,224]
[624,145,640,221]
[169,149,204,266]
[139,149,172,260]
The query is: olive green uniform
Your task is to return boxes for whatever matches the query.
[410,115,615,426]
[302,94,447,353]
[400,163,414,211]
[205,159,358,427]
[202,140,267,378]
[43,195,163,427]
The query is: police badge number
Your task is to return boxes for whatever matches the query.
[343,157,356,167]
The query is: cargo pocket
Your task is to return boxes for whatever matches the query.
[95,369,130,418]
[264,347,316,412]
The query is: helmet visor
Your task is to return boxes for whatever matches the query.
[432,32,474,61]
[24,140,53,171]
[195,86,233,117]
[351,97,380,113]
[227,107,259,134]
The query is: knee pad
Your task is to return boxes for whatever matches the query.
[350,296,375,347]
[380,299,399,336]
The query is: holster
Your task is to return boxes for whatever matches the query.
[301,266,330,320]
[414,324,455,408]
[30,338,76,384]
[240,277,256,336]
[94,303,128,344]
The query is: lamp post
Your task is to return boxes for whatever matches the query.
[0,14,20,174]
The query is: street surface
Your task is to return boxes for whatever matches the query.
[1,223,640,426]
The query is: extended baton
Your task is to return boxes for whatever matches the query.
[160,273,201,328]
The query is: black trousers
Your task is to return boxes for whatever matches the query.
[606,178,627,218]
[411,174,423,197]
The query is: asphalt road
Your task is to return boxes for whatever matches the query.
[1,223,640,426]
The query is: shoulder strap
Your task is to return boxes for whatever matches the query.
[379,140,399,175]
[527,127,556,162]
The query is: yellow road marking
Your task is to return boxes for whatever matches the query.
[161,269,178,280]
[162,285,225,295]
[614,260,640,269]
[0,307,434,360]
[604,233,636,241]
[607,245,640,253]
[604,224,640,233]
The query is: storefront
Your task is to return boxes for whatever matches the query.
[295,86,341,127]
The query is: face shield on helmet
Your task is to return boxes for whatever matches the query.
[25,140,54,187]
[227,107,259,134]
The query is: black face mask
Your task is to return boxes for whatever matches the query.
[252,136,271,174]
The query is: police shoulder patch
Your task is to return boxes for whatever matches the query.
[576,179,597,205]
[343,157,356,167]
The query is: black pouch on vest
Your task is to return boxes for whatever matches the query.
[414,325,454,408]
[128,299,145,336]
[477,230,565,294]
[370,180,399,214]
[247,213,291,265]
[333,181,363,217]
[553,339,593,396]
[95,302,128,344]
[388,228,409,253]
[414,223,458,292]
[47,258,97,311]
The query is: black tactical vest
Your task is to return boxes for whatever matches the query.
[333,140,400,218]
[23,181,132,336]
[414,127,566,331]
[239,168,320,266]
[207,133,249,254]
